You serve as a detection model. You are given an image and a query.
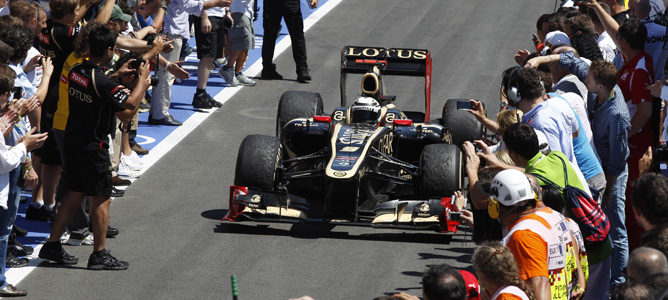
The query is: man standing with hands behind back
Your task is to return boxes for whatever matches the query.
[261,0,318,83]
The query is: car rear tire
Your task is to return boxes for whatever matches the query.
[440,99,484,146]
[419,143,463,197]
[276,91,324,137]
[234,135,282,191]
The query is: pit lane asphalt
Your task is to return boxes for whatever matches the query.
[21,0,555,298]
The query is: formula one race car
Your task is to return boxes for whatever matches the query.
[224,46,484,233]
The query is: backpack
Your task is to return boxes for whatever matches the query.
[530,154,610,247]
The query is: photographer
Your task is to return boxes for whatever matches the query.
[39,26,151,270]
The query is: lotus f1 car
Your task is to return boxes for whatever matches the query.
[224,46,484,233]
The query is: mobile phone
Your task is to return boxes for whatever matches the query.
[449,211,461,222]
[13,87,22,100]
[456,100,473,110]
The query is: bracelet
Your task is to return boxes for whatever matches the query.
[164,61,171,70]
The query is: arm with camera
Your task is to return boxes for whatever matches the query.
[466,99,500,134]
[116,61,151,123]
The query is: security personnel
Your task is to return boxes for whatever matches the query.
[260,0,318,82]
[38,26,150,270]
[489,169,579,300]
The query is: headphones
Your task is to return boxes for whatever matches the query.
[505,68,545,105]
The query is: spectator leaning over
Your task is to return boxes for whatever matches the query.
[0,64,47,297]
[480,123,613,300]
[472,241,534,300]
[220,0,256,87]
[626,247,668,283]
[548,46,589,102]
[192,3,226,108]
[260,0,317,82]
[488,169,579,300]
[587,1,658,249]
[391,264,468,300]
[504,68,583,179]
[631,173,668,257]
[38,26,151,270]
[150,0,231,126]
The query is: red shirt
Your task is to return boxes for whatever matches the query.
[618,51,655,145]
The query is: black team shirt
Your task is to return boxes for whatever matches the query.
[65,61,128,148]
[37,20,81,117]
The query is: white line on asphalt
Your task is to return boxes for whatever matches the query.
[7,0,343,286]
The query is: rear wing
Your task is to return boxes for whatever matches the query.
[340,46,433,122]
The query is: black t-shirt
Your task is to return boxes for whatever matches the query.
[37,20,81,115]
[612,10,636,26]
[65,61,128,148]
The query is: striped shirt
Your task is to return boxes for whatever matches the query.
[587,86,631,176]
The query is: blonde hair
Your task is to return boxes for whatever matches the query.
[473,242,535,300]
[496,150,515,166]
[496,110,523,133]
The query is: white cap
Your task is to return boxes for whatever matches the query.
[541,30,571,55]
[490,169,535,206]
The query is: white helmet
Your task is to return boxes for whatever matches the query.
[351,96,381,123]
[489,169,535,206]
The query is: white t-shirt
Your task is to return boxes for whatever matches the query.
[643,21,668,81]
[231,0,254,19]
[597,31,623,70]
[22,47,43,88]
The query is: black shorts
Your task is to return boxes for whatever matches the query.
[64,142,112,198]
[194,16,225,59]
[33,116,62,166]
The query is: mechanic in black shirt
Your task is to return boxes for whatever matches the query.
[30,0,115,222]
[38,25,151,270]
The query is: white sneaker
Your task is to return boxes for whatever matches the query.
[129,151,144,166]
[219,67,239,87]
[117,160,141,179]
[120,155,142,172]
[59,230,70,243]
[236,73,256,86]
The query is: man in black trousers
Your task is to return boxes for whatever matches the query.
[261,0,317,83]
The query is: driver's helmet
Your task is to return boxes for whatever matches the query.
[350,96,381,123]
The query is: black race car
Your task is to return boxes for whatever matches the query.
[224,46,484,232]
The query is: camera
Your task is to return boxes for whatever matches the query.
[150,75,159,86]
[129,57,146,71]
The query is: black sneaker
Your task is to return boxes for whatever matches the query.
[205,93,222,108]
[111,187,125,198]
[192,93,213,109]
[106,226,119,238]
[260,64,283,80]
[26,205,53,222]
[38,242,79,264]
[8,236,34,256]
[12,225,27,237]
[296,66,311,83]
[5,252,28,268]
[87,249,129,270]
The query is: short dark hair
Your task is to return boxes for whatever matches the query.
[544,13,563,32]
[632,173,668,226]
[0,40,13,64]
[88,26,118,58]
[585,4,611,26]
[9,0,37,26]
[0,25,33,62]
[618,19,647,51]
[610,282,655,300]
[537,14,551,32]
[541,184,565,215]
[501,66,521,96]
[0,64,17,94]
[564,14,595,36]
[422,264,467,300]
[503,123,539,161]
[74,22,105,57]
[589,60,618,91]
[511,68,544,101]
[49,0,79,20]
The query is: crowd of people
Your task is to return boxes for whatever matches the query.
[387,0,668,299]
[0,0,318,296]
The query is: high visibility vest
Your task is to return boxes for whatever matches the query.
[504,210,578,300]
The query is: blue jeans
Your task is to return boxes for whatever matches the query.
[605,165,628,286]
[0,167,22,288]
